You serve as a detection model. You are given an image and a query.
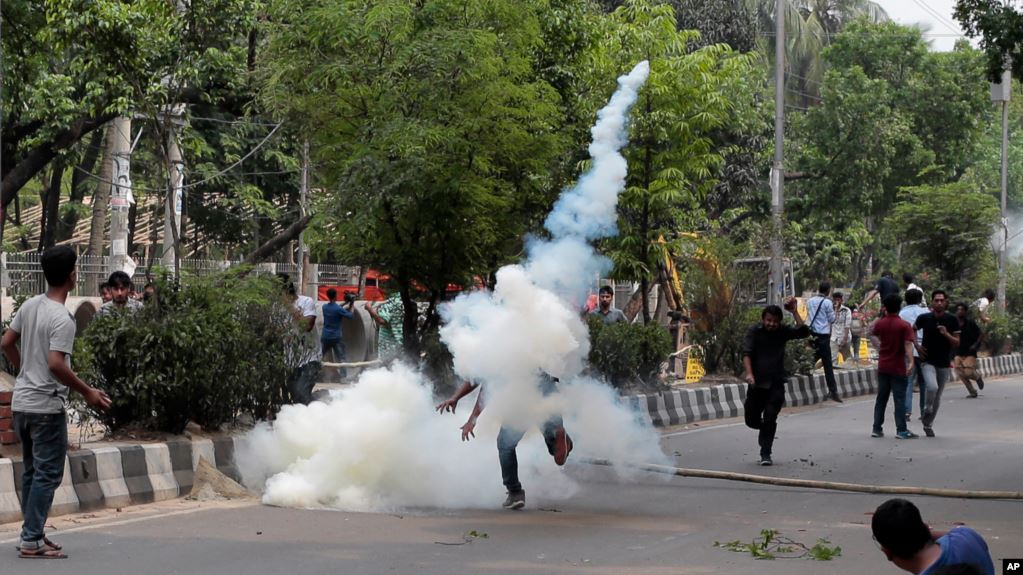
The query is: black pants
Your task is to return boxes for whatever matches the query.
[744,384,786,458]
[812,333,839,395]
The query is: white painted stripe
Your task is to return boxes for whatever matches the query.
[141,444,179,502]
[191,438,216,470]
[50,455,80,517]
[0,458,20,524]
[91,446,131,509]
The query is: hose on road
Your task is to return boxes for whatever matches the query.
[583,459,1023,500]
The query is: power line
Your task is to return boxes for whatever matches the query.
[73,122,285,193]
[906,0,965,37]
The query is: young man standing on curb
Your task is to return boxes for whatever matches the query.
[1,246,112,559]
[869,294,918,439]
[742,298,808,466]
[871,498,994,575]
[806,282,843,402]
[914,290,960,438]
[953,303,985,398]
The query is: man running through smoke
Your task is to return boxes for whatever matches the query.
[437,375,572,510]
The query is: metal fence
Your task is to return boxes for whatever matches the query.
[0,253,362,298]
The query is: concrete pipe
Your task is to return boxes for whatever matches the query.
[314,301,379,379]
[66,296,103,337]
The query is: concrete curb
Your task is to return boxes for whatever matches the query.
[1,353,1020,524]
[629,353,1023,427]
[0,437,242,525]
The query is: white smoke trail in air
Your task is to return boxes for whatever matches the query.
[238,61,665,512]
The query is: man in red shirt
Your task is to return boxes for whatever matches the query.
[869,294,919,439]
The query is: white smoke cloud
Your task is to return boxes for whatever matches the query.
[238,61,667,512]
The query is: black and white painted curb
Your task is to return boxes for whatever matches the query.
[1,353,1021,523]
[0,437,244,524]
[628,353,1023,428]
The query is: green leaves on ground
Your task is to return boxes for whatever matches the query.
[714,528,842,561]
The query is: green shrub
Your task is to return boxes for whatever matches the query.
[983,310,1023,356]
[587,316,672,389]
[74,268,295,433]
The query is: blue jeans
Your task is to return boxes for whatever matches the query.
[321,339,347,378]
[873,372,908,434]
[497,418,562,493]
[13,411,68,545]
[497,375,563,493]
[904,361,924,416]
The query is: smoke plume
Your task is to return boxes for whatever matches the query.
[238,61,666,512]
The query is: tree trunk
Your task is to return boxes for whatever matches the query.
[40,158,65,250]
[86,125,115,256]
[398,279,420,358]
[242,214,313,265]
[58,128,105,242]
[623,283,651,323]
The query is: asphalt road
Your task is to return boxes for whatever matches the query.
[2,376,1021,575]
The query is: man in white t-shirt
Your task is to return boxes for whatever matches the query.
[280,275,321,405]
[972,289,995,323]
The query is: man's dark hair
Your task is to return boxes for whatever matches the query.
[983,288,995,301]
[833,291,844,300]
[99,282,110,292]
[882,293,902,314]
[871,499,933,560]
[762,305,783,321]
[882,271,894,279]
[326,288,338,300]
[955,302,970,314]
[818,281,831,294]
[903,273,914,285]
[277,273,297,296]
[41,246,77,287]
[905,289,923,306]
[932,289,948,301]
[598,285,614,296]
[107,270,132,289]
[930,564,984,575]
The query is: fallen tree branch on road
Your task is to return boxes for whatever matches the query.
[583,459,1023,500]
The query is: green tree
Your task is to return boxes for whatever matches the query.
[258,0,575,355]
[889,182,999,284]
[593,0,758,323]
[954,0,1023,81]
[1,0,258,213]
[788,22,990,282]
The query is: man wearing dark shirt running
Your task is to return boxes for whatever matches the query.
[953,303,984,398]
[914,290,960,438]
[742,298,808,466]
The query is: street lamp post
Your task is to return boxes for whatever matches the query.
[769,0,786,306]
[992,68,1011,313]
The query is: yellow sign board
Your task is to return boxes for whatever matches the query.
[685,354,705,383]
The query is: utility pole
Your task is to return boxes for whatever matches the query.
[297,140,310,295]
[769,0,786,305]
[108,117,133,275]
[162,110,185,274]
[992,67,1011,313]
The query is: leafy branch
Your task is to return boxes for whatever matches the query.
[714,528,842,561]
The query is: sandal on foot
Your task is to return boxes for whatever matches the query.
[16,537,62,552]
[19,547,67,559]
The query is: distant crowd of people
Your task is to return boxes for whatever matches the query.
[742,272,998,465]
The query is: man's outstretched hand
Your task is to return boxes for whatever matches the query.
[460,417,477,441]
[436,397,459,413]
